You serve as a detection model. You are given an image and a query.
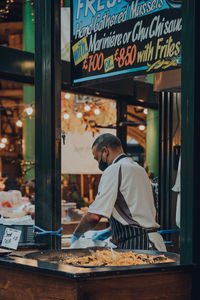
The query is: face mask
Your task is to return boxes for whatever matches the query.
[98,151,108,171]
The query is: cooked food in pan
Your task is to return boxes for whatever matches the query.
[61,249,175,267]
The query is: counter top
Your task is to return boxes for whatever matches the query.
[0,251,186,279]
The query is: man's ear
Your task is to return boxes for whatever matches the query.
[102,146,109,155]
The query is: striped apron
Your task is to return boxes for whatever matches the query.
[109,154,157,250]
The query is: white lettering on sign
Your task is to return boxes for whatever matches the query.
[1,227,21,250]
[128,0,164,20]
[76,0,122,19]
[131,16,182,43]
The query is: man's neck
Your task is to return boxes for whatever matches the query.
[110,152,124,164]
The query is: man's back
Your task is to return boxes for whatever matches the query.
[110,157,159,229]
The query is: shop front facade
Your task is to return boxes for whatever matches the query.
[0,0,199,299]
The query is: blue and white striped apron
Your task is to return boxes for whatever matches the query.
[109,154,157,250]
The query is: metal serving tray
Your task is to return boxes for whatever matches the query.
[25,247,180,267]
[0,248,12,256]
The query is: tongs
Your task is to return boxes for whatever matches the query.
[110,248,116,259]
[89,249,99,258]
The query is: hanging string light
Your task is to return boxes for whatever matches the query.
[84,104,91,112]
[0,137,8,151]
[94,108,100,115]
[63,113,69,120]
[16,120,23,127]
[1,137,8,144]
[76,112,83,118]
[139,125,145,131]
[0,0,14,19]
[144,109,148,115]
[0,143,5,149]
[61,93,117,137]
[64,93,71,100]
[24,105,34,116]
[25,0,35,22]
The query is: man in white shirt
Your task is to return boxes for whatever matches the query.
[71,133,166,251]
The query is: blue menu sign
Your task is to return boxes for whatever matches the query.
[71,0,182,85]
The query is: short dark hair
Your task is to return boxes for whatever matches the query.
[92,133,122,152]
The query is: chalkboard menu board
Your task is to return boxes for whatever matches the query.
[71,0,182,85]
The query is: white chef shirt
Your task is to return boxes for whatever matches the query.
[88,155,160,229]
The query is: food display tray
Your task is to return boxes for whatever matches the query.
[25,247,180,267]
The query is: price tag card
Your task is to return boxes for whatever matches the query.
[1,227,21,250]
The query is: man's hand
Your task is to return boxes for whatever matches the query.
[70,233,80,246]
[73,212,102,237]
[92,228,111,241]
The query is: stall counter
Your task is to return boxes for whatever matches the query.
[0,251,193,300]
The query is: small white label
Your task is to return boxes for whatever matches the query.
[1,228,21,250]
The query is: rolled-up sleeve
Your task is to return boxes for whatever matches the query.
[88,164,119,218]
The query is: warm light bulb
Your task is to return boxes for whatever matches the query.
[144,109,148,114]
[25,106,33,115]
[76,112,83,118]
[16,120,23,127]
[139,125,145,131]
[64,93,70,99]
[0,143,5,149]
[1,138,7,144]
[63,113,69,119]
[84,105,91,112]
[94,108,100,115]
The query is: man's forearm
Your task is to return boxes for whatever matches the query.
[74,213,101,236]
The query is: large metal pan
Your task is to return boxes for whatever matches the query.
[25,247,180,267]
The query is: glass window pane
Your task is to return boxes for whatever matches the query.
[61,92,116,223]
[0,79,35,220]
[0,1,34,51]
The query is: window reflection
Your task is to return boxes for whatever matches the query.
[0,80,35,221]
